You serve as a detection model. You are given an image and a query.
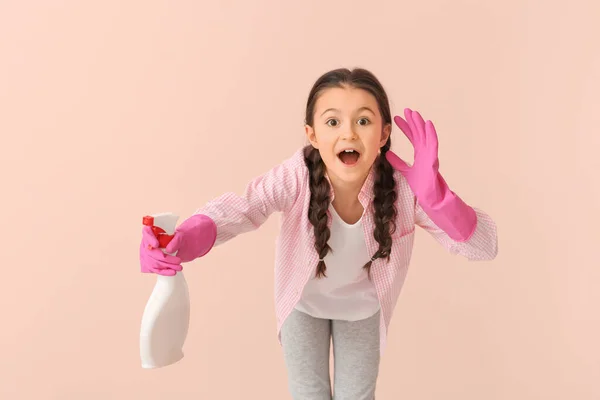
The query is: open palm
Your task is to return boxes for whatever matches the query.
[385,108,442,201]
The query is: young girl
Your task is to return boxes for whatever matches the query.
[139,68,498,400]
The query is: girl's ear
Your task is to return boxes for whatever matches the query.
[380,123,391,147]
[305,124,319,149]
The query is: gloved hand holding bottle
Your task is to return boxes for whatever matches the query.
[140,213,217,275]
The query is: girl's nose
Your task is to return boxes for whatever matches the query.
[340,127,357,140]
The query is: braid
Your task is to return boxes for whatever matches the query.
[363,141,398,277]
[303,146,332,278]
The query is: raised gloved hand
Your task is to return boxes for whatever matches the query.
[139,213,217,276]
[386,108,477,242]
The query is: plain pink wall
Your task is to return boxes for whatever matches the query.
[1,1,598,399]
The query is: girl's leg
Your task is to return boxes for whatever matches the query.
[331,310,381,400]
[280,309,333,400]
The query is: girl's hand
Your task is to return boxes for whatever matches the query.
[139,225,183,276]
[386,108,442,203]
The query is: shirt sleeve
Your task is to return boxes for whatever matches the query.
[194,153,304,247]
[414,201,498,261]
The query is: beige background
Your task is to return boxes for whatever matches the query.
[1,0,598,399]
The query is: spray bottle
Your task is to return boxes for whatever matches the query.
[139,212,190,369]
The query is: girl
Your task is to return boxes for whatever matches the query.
[139,68,498,400]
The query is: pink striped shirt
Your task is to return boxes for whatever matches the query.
[196,147,498,353]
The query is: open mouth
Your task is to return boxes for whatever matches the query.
[337,149,360,166]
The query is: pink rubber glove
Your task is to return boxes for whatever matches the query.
[386,108,477,242]
[139,226,183,276]
[162,214,218,263]
[139,214,217,276]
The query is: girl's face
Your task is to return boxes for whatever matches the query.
[305,86,391,188]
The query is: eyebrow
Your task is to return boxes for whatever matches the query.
[320,106,376,117]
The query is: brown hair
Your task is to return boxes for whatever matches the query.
[303,68,398,278]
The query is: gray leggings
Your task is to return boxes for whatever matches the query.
[280,308,381,400]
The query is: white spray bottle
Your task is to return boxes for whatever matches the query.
[139,212,191,369]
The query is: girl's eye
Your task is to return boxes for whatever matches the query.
[357,118,370,126]
[326,119,339,127]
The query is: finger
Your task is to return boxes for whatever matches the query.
[393,115,414,143]
[147,247,182,265]
[164,232,182,254]
[425,120,439,154]
[168,263,183,272]
[385,150,411,172]
[142,225,159,249]
[142,226,159,248]
[404,108,420,146]
[150,258,183,272]
[155,267,177,276]
[411,110,427,146]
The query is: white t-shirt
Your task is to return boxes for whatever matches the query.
[294,205,381,321]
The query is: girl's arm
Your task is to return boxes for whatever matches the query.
[414,201,498,261]
[194,151,304,247]
[386,109,498,261]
